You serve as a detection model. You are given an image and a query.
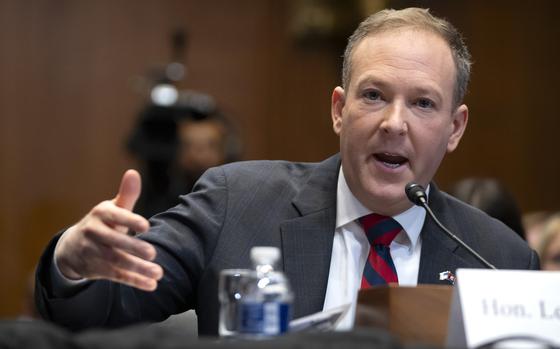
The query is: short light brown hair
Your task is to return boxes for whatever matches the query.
[342,8,472,108]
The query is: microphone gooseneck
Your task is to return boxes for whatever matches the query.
[405,182,497,270]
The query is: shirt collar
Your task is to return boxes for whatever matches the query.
[336,167,428,250]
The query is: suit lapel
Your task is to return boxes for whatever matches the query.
[418,220,472,284]
[280,155,339,318]
[279,162,483,312]
[418,184,479,284]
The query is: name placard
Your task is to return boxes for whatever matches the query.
[447,269,560,348]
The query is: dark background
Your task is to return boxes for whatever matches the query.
[0,0,558,317]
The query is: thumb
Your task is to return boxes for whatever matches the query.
[113,169,142,211]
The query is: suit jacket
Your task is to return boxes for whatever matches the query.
[35,154,539,336]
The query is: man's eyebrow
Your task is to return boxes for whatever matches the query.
[355,76,391,90]
[354,75,446,103]
[410,86,444,103]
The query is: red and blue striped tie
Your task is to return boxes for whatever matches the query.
[358,213,401,288]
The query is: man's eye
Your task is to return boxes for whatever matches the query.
[364,90,381,101]
[416,98,435,109]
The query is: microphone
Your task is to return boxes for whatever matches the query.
[405,183,497,270]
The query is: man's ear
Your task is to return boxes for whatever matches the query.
[447,104,468,153]
[331,87,346,136]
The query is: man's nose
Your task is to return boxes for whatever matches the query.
[380,101,408,135]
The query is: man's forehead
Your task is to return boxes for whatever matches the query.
[348,29,456,95]
[353,28,453,63]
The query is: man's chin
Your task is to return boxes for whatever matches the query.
[359,186,411,215]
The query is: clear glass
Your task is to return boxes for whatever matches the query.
[218,269,256,337]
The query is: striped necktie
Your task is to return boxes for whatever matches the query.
[358,213,401,288]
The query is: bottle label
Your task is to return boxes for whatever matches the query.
[238,302,291,335]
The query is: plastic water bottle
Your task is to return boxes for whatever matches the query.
[237,246,293,337]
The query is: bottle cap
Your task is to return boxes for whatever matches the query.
[250,246,280,265]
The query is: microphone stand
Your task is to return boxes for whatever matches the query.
[406,183,497,270]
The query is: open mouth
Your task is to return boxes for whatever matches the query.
[374,152,408,169]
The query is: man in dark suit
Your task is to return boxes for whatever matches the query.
[35,8,539,336]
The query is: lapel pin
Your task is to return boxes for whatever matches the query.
[438,270,456,285]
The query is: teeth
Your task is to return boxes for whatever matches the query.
[382,161,401,168]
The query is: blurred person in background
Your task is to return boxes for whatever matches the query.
[449,178,525,240]
[127,100,240,218]
[175,113,229,194]
[536,214,560,271]
[523,211,554,251]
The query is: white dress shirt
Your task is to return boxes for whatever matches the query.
[322,168,427,330]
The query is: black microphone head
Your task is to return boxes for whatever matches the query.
[405,182,427,206]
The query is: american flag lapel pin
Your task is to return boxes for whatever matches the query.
[438,270,456,285]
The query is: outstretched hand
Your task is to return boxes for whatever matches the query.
[54,170,164,291]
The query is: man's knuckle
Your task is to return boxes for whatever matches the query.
[82,231,102,246]
[81,222,96,236]
[112,269,128,282]
[92,201,112,216]
[80,242,95,258]
[90,205,103,216]
[106,251,121,265]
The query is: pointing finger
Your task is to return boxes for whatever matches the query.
[98,204,149,234]
[85,225,157,261]
[94,245,164,281]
